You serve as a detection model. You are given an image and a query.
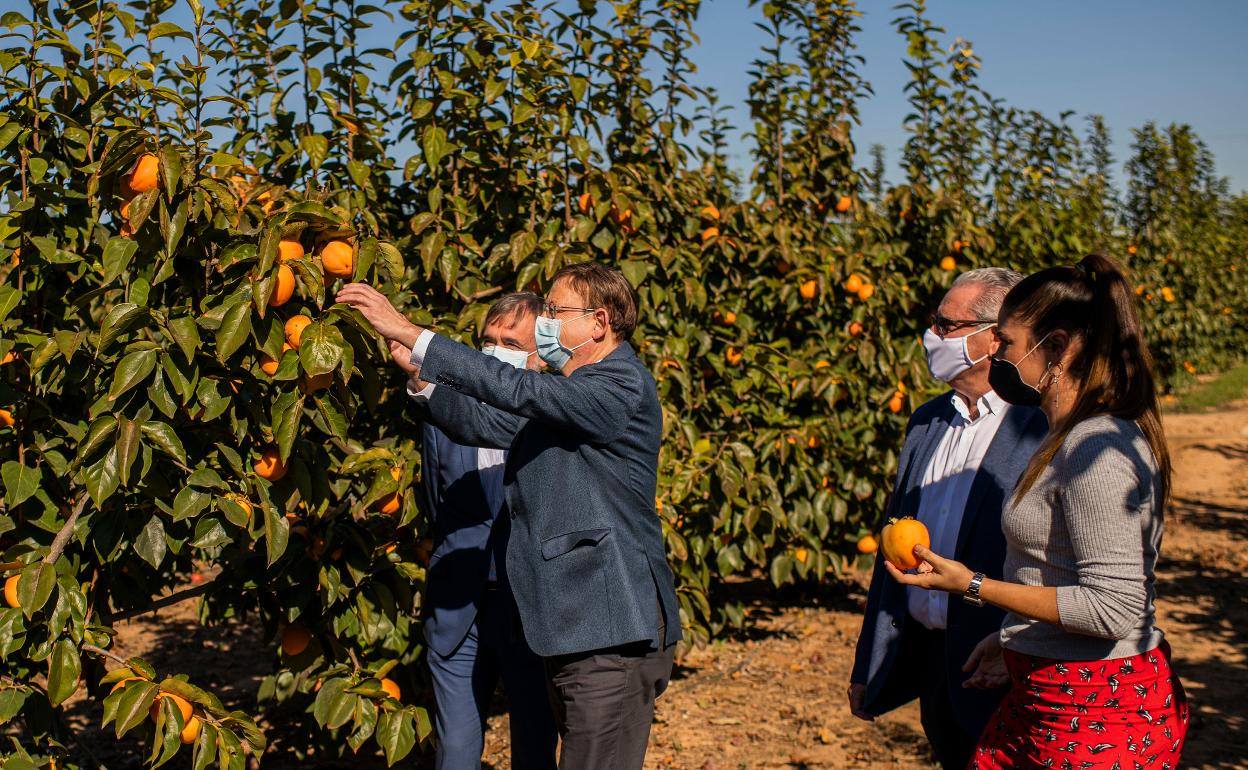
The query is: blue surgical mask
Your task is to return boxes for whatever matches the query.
[482,344,534,370]
[534,313,592,371]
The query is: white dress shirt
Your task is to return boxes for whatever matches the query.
[405,329,438,400]
[906,390,1009,630]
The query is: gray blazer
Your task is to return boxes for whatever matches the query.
[417,336,682,658]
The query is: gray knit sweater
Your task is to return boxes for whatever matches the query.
[999,415,1165,660]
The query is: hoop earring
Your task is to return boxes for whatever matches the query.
[1047,363,1065,406]
[1050,362,1064,385]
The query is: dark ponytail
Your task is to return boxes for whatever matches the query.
[1004,253,1171,507]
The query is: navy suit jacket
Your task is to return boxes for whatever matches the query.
[417,337,682,658]
[420,423,511,657]
[851,393,1047,737]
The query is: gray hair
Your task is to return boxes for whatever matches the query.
[484,291,543,327]
[950,267,1024,322]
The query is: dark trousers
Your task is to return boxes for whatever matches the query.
[542,601,675,770]
[911,623,978,770]
[427,588,558,770]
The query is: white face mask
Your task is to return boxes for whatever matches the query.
[923,325,995,383]
[482,344,535,370]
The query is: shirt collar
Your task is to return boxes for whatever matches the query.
[950,389,1006,423]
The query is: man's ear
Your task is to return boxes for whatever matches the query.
[593,308,611,341]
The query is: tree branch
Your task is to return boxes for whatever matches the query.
[455,285,504,304]
[104,579,215,624]
[81,643,129,668]
[44,496,88,566]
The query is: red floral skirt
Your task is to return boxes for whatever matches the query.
[970,641,1188,770]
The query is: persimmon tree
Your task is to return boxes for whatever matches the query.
[0,0,1244,766]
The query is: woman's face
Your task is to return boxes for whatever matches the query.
[993,315,1051,387]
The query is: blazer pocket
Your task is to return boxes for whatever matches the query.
[541,528,610,560]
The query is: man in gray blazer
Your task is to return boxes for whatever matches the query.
[849,268,1047,769]
[338,262,680,770]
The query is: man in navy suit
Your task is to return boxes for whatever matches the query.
[849,268,1048,770]
[340,263,679,770]
[418,292,557,770]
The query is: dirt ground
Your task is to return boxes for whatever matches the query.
[59,403,1248,768]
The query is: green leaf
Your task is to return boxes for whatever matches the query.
[284,200,346,228]
[97,303,145,352]
[215,298,253,362]
[17,562,56,618]
[140,421,187,464]
[114,416,142,487]
[263,500,290,566]
[159,144,182,201]
[299,322,344,376]
[0,685,29,723]
[101,237,139,285]
[509,230,537,268]
[0,286,20,323]
[301,134,329,170]
[438,248,459,289]
[378,241,405,282]
[419,230,446,276]
[115,680,159,737]
[47,638,81,706]
[191,721,217,770]
[166,316,200,360]
[422,125,449,168]
[189,517,231,549]
[108,348,158,401]
[356,237,378,280]
[134,515,167,569]
[313,677,351,727]
[376,708,417,765]
[769,554,795,587]
[147,20,191,40]
[84,445,121,506]
[313,392,348,442]
[188,468,227,489]
[618,259,651,288]
[1,461,40,508]
[173,485,211,521]
[271,390,303,463]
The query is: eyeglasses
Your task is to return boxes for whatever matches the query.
[928,312,995,337]
[541,302,598,317]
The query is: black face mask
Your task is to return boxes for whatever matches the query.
[988,357,1043,406]
[988,333,1050,407]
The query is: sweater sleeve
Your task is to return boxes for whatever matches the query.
[1053,426,1150,640]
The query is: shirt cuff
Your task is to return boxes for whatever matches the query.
[406,380,437,401]
[409,329,436,369]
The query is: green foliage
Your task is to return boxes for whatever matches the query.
[0,0,1244,765]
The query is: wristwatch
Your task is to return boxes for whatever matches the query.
[962,572,986,607]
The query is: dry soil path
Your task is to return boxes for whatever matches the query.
[57,404,1248,768]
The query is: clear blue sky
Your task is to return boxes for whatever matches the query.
[688,0,1248,192]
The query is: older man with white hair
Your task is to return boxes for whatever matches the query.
[849,268,1048,770]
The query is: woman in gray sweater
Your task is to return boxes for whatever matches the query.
[888,253,1188,769]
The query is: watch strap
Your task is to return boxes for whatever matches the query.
[962,572,986,607]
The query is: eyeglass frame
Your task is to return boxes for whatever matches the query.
[927,311,996,337]
[541,302,599,317]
